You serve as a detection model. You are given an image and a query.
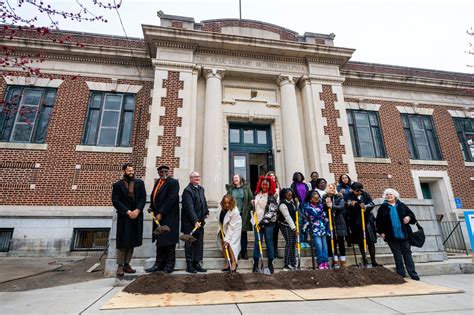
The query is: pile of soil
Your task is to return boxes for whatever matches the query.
[124,267,405,295]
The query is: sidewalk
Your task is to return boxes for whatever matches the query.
[0,274,472,314]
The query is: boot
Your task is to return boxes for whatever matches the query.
[186,262,197,274]
[241,252,249,260]
[123,264,136,273]
[193,262,207,273]
[369,246,382,267]
[268,259,274,274]
[116,265,124,277]
[252,260,259,273]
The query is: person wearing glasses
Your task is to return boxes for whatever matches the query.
[145,165,180,274]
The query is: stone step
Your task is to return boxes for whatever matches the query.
[104,251,446,276]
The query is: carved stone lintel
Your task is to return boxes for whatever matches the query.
[276,75,296,86]
[203,68,225,80]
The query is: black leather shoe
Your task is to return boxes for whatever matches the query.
[145,264,163,273]
[193,263,207,273]
[252,261,259,273]
[410,275,420,281]
[222,267,230,272]
[163,267,174,274]
[186,265,197,273]
[241,253,249,260]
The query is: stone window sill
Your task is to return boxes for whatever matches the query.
[354,157,391,164]
[465,162,474,167]
[75,145,133,153]
[409,159,448,166]
[0,142,48,150]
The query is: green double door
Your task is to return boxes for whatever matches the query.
[229,123,274,193]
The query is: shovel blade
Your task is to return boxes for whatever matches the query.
[179,234,197,242]
[153,225,171,235]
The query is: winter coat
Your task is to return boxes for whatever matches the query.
[149,177,180,247]
[251,193,278,227]
[226,183,253,232]
[112,179,146,249]
[216,207,242,258]
[376,201,416,243]
[302,202,329,237]
[278,199,298,230]
[290,182,309,205]
[181,184,209,234]
[322,193,348,237]
[344,191,377,244]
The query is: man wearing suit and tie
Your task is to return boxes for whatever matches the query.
[145,165,180,274]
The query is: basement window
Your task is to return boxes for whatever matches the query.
[71,228,109,251]
[0,228,14,252]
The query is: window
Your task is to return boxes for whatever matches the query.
[402,114,441,160]
[0,86,57,143]
[228,124,271,149]
[453,118,474,162]
[71,228,109,251]
[0,228,14,252]
[347,110,386,158]
[82,92,135,147]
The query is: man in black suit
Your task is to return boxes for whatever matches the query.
[112,163,146,277]
[181,171,209,273]
[145,165,180,274]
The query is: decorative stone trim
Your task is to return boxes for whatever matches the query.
[447,110,474,119]
[276,75,296,86]
[75,145,133,153]
[195,48,305,64]
[0,142,48,150]
[396,106,434,115]
[203,68,225,80]
[354,157,391,164]
[465,162,474,167]
[411,170,456,210]
[345,101,381,111]
[85,81,142,93]
[4,76,63,88]
[409,159,448,166]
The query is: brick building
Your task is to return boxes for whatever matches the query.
[0,12,473,264]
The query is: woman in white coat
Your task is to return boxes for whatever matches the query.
[217,194,242,272]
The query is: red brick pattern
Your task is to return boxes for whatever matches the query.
[320,85,349,179]
[155,71,183,175]
[202,20,298,41]
[345,97,474,208]
[171,21,184,29]
[0,72,152,206]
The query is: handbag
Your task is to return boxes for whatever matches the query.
[408,221,425,248]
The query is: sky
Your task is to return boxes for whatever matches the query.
[13,0,474,73]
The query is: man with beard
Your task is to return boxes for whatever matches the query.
[112,163,146,277]
[145,165,180,274]
[181,171,209,273]
[344,182,381,267]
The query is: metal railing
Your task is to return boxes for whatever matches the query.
[440,221,468,255]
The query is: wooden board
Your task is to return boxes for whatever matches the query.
[292,279,463,300]
[101,289,303,310]
[101,281,463,310]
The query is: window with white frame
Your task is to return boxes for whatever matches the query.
[0,86,57,143]
[82,92,135,147]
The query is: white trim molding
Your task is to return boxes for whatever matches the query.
[447,109,474,119]
[345,101,381,111]
[86,81,143,94]
[396,105,434,115]
[409,159,448,166]
[0,142,48,150]
[75,145,133,153]
[465,162,474,167]
[354,157,391,164]
[411,169,456,213]
[4,76,63,88]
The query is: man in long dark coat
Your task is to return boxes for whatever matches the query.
[344,181,381,267]
[181,171,209,273]
[145,165,180,274]
[112,163,146,277]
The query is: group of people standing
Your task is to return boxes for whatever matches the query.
[112,164,420,281]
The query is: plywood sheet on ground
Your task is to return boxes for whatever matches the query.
[101,281,463,310]
[292,279,463,300]
[101,289,302,310]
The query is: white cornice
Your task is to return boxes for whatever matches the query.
[4,76,63,88]
[85,81,142,93]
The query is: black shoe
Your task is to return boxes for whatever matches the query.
[145,264,163,273]
[268,260,274,274]
[193,263,207,273]
[222,266,230,272]
[410,275,420,281]
[371,262,383,268]
[241,253,249,260]
[163,267,174,274]
[252,261,259,273]
[186,265,197,274]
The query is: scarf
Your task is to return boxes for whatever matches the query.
[122,176,135,198]
[388,202,404,239]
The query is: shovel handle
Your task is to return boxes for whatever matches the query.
[328,207,335,255]
[219,224,232,267]
[149,210,160,225]
[360,206,367,254]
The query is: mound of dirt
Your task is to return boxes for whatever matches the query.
[124,267,405,295]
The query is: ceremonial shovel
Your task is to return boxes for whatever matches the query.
[148,209,171,235]
[180,224,200,242]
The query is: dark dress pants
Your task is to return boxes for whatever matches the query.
[387,239,418,278]
[184,228,204,264]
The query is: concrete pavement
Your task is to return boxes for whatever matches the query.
[0,274,472,314]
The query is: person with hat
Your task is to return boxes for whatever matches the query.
[145,165,180,274]
[112,163,146,277]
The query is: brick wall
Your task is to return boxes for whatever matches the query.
[0,73,152,206]
[345,97,474,207]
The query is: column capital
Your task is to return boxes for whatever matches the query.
[297,75,312,89]
[276,75,296,86]
[203,68,225,80]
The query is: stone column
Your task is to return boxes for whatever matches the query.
[202,68,225,205]
[277,75,305,185]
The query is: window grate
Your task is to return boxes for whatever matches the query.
[71,228,109,251]
[0,228,14,252]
